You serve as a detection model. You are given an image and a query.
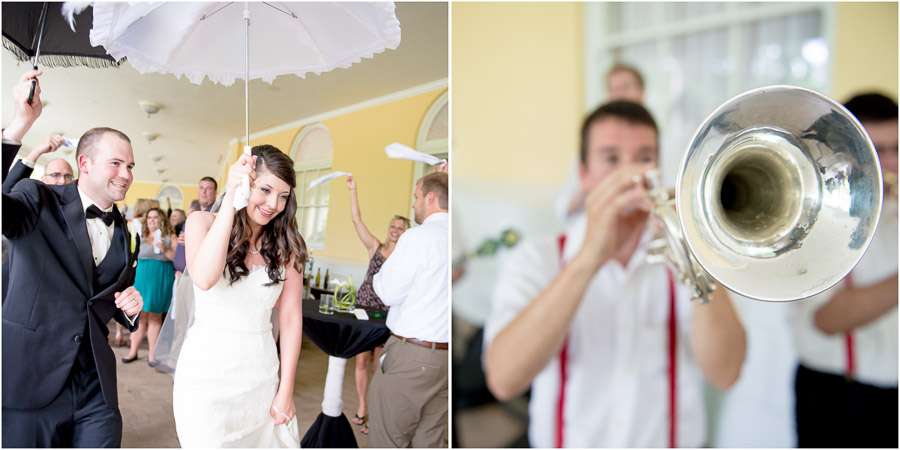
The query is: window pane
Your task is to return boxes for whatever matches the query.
[741,11,826,92]
[316,183,330,207]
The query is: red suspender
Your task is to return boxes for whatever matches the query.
[556,235,568,448]
[667,270,677,448]
[844,274,855,379]
[554,236,678,448]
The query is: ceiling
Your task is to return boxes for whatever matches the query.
[1,2,448,185]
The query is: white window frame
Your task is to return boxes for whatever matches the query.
[291,123,334,251]
[410,91,449,221]
[583,2,836,112]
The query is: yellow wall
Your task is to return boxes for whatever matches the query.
[119,182,198,212]
[452,2,583,186]
[832,2,898,101]
[229,89,446,263]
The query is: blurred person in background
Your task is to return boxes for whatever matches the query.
[122,207,177,366]
[556,64,646,222]
[790,93,898,448]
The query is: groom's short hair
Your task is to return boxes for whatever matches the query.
[76,127,131,161]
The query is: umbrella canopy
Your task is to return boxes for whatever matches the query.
[2,2,121,68]
[89,2,402,86]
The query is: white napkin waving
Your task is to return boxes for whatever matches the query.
[63,137,79,149]
[152,229,163,254]
[307,171,351,191]
[385,143,447,167]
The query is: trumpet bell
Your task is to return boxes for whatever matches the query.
[677,85,883,302]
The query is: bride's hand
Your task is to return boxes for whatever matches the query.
[225,154,257,197]
[270,392,296,425]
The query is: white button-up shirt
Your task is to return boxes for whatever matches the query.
[77,186,115,266]
[484,214,705,448]
[790,199,898,388]
[373,211,449,343]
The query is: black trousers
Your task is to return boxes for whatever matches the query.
[2,364,122,448]
[795,364,898,448]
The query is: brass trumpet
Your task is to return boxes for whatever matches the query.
[646,85,883,303]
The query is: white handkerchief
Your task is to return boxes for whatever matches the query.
[63,137,79,149]
[307,171,351,191]
[385,143,447,166]
[152,229,162,254]
[353,309,369,321]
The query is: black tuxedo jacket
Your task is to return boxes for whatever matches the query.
[2,179,139,411]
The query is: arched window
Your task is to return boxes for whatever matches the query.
[154,185,184,213]
[410,91,449,219]
[291,123,333,250]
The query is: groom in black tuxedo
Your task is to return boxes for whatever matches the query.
[2,125,145,447]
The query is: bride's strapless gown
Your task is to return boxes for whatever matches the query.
[173,267,299,447]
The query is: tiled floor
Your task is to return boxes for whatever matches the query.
[113,329,373,448]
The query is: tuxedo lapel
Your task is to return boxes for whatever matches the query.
[61,182,94,292]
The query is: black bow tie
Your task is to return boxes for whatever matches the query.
[85,205,119,226]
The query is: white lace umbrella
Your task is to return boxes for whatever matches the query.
[82,1,401,208]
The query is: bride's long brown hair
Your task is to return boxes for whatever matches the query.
[225,145,307,286]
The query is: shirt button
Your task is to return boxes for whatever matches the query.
[74,335,82,343]
[88,300,94,306]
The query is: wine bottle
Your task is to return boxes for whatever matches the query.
[324,269,330,288]
[315,268,321,287]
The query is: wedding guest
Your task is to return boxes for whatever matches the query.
[3,126,143,447]
[345,175,411,435]
[198,176,218,211]
[369,172,449,448]
[170,208,187,229]
[2,135,68,193]
[114,198,154,347]
[172,178,217,280]
[188,199,201,215]
[790,93,898,448]
[122,207,177,366]
[556,63,646,222]
[483,101,745,447]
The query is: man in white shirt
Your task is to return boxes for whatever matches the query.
[369,171,449,448]
[790,93,898,448]
[483,101,746,447]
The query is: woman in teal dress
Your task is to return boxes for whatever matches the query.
[124,207,178,365]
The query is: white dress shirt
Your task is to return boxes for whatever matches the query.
[373,211,449,343]
[77,186,115,266]
[483,213,706,448]
[790,199,898,388]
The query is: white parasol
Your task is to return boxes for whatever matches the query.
[82,1,401,209]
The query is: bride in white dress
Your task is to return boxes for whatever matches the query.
[173,146,307,447]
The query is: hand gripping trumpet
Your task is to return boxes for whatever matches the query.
[644,85,883,303]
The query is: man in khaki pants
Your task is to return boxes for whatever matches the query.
[370,171,449,447]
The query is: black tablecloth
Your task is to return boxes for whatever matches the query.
[300,298,390,448]
[301,298,390,358]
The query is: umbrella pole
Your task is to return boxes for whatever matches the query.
[232,2,253,212]
[244,2,250,151]
[28,2,49,105]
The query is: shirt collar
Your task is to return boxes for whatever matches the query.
[76,182,113,214]
[422,211,449,225]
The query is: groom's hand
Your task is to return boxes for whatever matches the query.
[114,287,144,316]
